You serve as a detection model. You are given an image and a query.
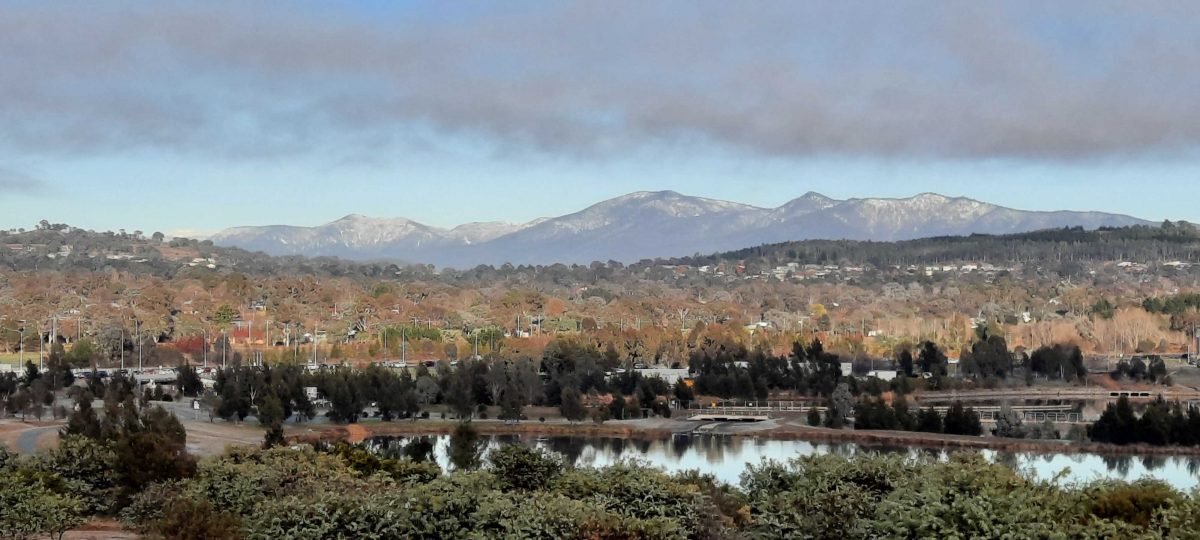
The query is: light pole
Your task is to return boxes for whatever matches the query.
[119,319,125,373]
[135,319,142,372]
[37,320,44,372]
[0,322,24,367]
[17,320,25,367]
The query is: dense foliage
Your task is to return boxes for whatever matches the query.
[10,396,1200,539]
[38,443,1200,538]
[1091,396,1200,446]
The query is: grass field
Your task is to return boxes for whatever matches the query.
[0,352,28,369]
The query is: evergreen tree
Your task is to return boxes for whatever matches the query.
[806,406,821,427]
[258,394,286,448]
[892,395,915,431]
[993,403,1025,438]
[825,382,852,429]
[609,390,626,420]
[1092,396,1137,445]
[499,371,525,422]
[63,390,101,439]
[560,386,586,423]
[898,348,915,377]
[46,342,75,390]
[917,341,947,377]
[943,402,983,436]
[445,364,476,420]
[1136,397,1173,445]
[916,407,943,433]
[175,364,204,397]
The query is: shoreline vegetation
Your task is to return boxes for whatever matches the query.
[10,407,1200,539]
[297,417,1200,458]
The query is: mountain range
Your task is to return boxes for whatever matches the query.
[209,191,1151,267]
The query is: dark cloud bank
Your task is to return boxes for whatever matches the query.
[1,1,1198,161]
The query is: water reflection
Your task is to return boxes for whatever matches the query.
[1101,455,1133,477]
[1188,457,1200,477]
[364,434,1200,491]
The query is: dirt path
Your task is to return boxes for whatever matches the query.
[181,421,266,455]
[0,419,64,453]
[59,518,139,540]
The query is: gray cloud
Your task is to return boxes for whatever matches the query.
[0,168,43,193]
[1,1,1199,161]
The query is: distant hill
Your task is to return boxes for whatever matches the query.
[210,191,1152,267]
[683,224,1200,270]
[3,222,1198,284]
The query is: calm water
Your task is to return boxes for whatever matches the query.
[367,434,1200,491]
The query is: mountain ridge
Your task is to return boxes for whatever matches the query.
[209,191,1152,267]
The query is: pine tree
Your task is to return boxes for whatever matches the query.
[806,406,821,427]
[560,386,586,423]
[916,407,943,433]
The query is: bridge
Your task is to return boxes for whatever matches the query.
[687,412,771,422]
[915,388,1200,403]
[686,402,1091,424]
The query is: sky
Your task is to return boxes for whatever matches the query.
[2,0,1199,236]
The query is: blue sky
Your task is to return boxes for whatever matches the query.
[2,1,1198,235]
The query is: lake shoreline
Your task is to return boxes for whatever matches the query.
[292,416,1200,458]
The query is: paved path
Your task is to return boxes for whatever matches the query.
[15,424,58,453]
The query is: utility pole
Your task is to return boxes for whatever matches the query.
[17,320,26,367]
[119,319,124,372]
[135,319,142,372]
[203,329,208,369]
[222,329,227,369]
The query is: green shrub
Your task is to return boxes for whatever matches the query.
[1088,480,1180,528]
[489,444,563,491]
[0,467,85,540]
[146,497,241,540]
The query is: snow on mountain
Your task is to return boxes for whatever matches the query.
[210,214,532,260]
[209,191,1152,266]
[446,221,528,245]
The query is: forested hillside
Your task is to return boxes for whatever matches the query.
[2,221,1199,364]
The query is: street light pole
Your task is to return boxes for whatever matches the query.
[119,320,125,373]
[0,323,25,367]
[135,319,142,372]
[18,322,25,367]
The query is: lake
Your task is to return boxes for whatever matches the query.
[366,433,1200,491]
